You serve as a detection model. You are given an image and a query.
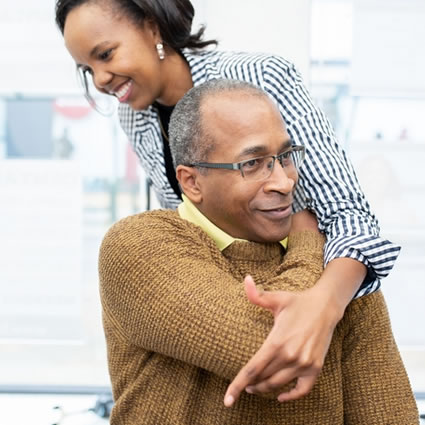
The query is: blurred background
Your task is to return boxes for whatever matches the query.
[0,0,424,423]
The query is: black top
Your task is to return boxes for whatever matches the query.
[153,102,182,200]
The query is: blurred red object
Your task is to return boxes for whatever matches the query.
[53,100,91,119]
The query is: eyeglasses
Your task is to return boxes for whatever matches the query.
[189,145,305,182]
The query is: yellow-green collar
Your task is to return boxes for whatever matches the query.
[178,194,288,251]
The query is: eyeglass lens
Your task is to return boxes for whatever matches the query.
[241,150,303,181]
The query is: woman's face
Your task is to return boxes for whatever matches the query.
[63,2,167,110]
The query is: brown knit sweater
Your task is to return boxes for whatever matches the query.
[98,210,418,425]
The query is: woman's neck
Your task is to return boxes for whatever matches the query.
[156,49,193,106]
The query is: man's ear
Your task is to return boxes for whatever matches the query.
[176,165,203,204]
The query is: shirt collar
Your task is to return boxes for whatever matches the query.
[178,194,288,251]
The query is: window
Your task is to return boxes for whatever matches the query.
[311,0,425,393]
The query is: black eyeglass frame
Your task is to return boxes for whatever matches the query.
[188,145,305,179]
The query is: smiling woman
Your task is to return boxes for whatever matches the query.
[56,0,214,111]
[61,4,191,110]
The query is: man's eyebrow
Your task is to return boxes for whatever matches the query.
[237,145,268,159]
[279,139,293,151]
[236,139,293,160]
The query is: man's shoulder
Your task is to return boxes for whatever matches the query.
[104,209,185,236]
[101,209,213,248]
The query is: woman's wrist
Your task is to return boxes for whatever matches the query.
[314,258,368,323]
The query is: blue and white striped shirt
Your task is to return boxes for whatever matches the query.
[118,50,401,298]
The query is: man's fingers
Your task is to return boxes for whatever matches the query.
[225,278,327,408]
[224,343,275,407]
[243,275,260,303]
[277,375,317,402]
[224,358,268,406]
[245,368,297,394]
[252,355,296,383]
[244,275,287,313]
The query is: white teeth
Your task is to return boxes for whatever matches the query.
[114,81,131,99]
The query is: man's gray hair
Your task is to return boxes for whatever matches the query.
[169,79,270,169]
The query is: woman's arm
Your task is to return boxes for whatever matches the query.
[219,57,401,403]
[259,56,400,291]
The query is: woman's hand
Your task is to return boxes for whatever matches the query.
[224,274,342,407]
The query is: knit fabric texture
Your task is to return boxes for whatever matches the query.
[99,210,418,424]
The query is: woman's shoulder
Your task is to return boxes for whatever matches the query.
[185,48,291,64]
[187,49,294,73]
[185,49,297,89]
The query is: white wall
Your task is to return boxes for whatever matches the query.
[0,1,312,95]
[192,0,312,84]
[352,0,425,98]
[0,1,79,95]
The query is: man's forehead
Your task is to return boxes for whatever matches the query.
[199,92,289,160]
[201,91,283,130]
[203,89,272,110]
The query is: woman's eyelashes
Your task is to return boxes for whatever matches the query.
[98,48,113,61]
[76,47,113,77]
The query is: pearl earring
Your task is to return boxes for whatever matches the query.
[156,42,165,60]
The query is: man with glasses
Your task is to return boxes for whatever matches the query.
[98,79,418,424]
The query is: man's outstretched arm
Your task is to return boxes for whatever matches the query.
[99,211,324,384]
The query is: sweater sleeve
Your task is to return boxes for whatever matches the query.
[98,212,325,383]
[339,291,419,424]
[258,56,401,296]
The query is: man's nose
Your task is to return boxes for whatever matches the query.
[263,159,296,194]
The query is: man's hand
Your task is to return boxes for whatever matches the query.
[224,275,343,407]
[223,210,367,408]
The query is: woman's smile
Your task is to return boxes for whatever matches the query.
[112,80,133,102]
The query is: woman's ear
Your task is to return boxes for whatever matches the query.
[144,18,161,41]
[176,165,203,204]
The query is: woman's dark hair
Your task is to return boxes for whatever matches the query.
[55,0,217,51]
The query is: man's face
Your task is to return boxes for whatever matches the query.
[194,92,298,243]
